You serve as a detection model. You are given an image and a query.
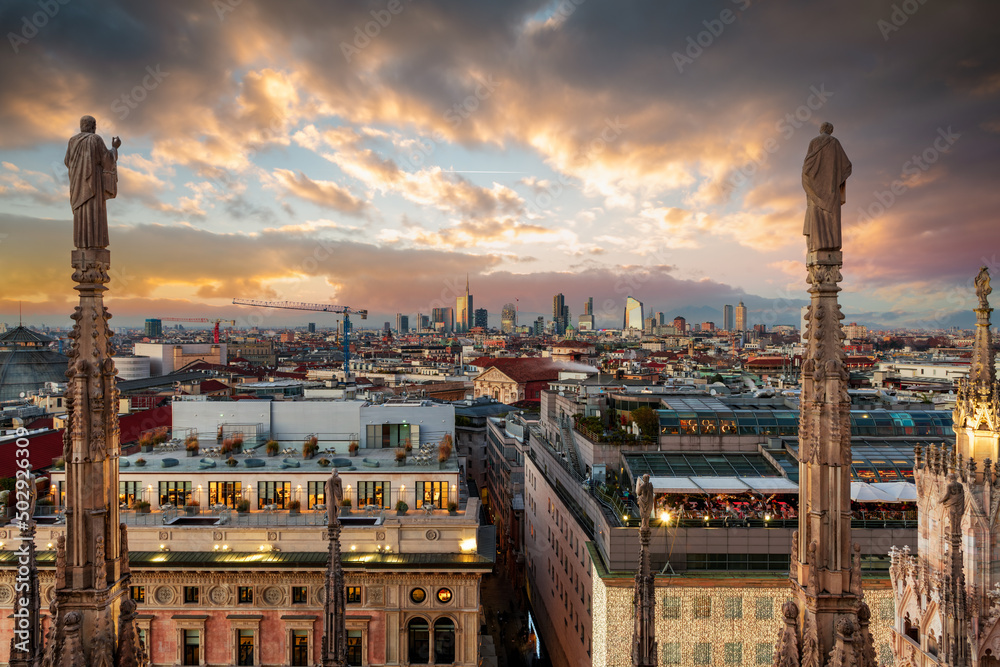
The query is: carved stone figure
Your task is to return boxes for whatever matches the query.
[940,472,965,531]
[802,122,851,253]
[635,473,653,528]
[976,266,992,310]
[327,468,344,512]
[64,115,120,249]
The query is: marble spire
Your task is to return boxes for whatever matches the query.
[774,125,875,667]
[40,117,145,667]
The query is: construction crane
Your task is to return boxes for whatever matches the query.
[160,318,237,343]
[231,299,368,379]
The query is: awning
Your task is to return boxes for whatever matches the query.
[692,477,750,494]
[871,482,917,502]
[850,482,896,503]
[649,477,703,493]
[741,477,799,493]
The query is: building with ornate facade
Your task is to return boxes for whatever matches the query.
[889,269,1000,667]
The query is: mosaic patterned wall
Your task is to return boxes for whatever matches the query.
[592,573,896,667]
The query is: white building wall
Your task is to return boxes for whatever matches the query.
[171,399,272,441]
[270,400,363,443]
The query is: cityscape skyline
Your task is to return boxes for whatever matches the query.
[1,2,998,332]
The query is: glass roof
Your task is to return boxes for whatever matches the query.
[658,409,953,438]
[623,452,782,478]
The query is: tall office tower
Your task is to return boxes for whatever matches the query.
[500,303,517,333]
[735,301,747,331]
[577,296,595,330]
[455,275,473,333]
[419,314,430,331]
[308,322,316,333]
[723,304,734,331]
[384,322,391,332]
[533,316,545,336]
[474,308,488,329]
[702,322,715,332]
[431,307,454,333]
[672,316,686,332]
[395,313,409,333]
[623,296,644,330]
[145,318,162,338]
[656,312,665,325]
[553,293,567,334]
[643,316,657,333]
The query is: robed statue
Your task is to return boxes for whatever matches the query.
[636,473,653,529]
[802,122,851,253]
[65,115,120,249]
[940,472,965,532]
[326,468,344,525]
[976,266,991,310]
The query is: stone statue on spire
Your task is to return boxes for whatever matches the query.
[802,122,851,253]
[64,115,120,250]
[976,266,992,310]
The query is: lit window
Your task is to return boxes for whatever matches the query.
[291,586,308,604]
[436,588,453,604]
[410,588,426,604]
[130,586,145,604]
[347,586,362,604]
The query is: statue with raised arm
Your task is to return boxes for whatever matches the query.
[65,115,120,249]
[802,122,851,253]
[976,266,992,310]
[636,473,653,529]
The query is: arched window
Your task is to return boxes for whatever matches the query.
[493,389,500,400]
[434,618,456,664]
[408,618,430,664]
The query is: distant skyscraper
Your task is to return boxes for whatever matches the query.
[533,316,544,336]
[553,293,568,334]
[702,322,715,332]
[735,301,747,332]
[307,322,316,333]
[501,303,517,333]
[455,275,473,333]
[144,318,162,338]
[656,311,665,325]
[623,296,644,330]
[672,316,686,332]
[579,297,595,330]
[419,313,430,331]
[395,313,409,333]
[723,305,734,331]
[474,308,488,329]
[431,307,454,333]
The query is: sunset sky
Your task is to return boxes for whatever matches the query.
[1,0,998,331]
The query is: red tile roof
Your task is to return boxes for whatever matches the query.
[473,357,563,383]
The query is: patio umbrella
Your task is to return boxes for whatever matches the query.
[850,482,895,503]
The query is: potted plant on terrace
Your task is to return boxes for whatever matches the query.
[394,448,406,467]
[340,498,352,516]
[438,434,453,470]
[303,436,319,459]
[236,499,250,515]
[133,500,151,514]
[220,438,234,456]
[185,436,199,457]
[348,440,359,457]
[447,501,458,515]
[403,437,412,454]
[225,457,238,467]
[265,440,279,457]
[318,458,331,467]
[395,500,408,516]
[185,499,200,516]
[138,433,154,454]
[288,500,301,515]
[232,435,244,453]
[135,458,146,467]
